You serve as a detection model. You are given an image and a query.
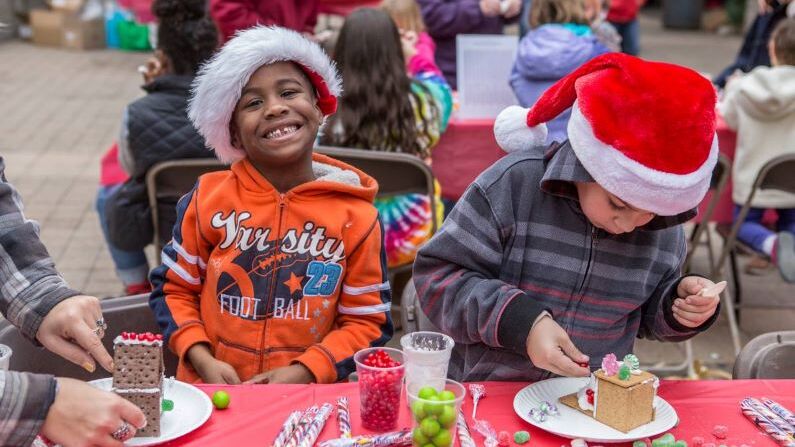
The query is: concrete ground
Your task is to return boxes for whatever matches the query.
[0,8,792,377]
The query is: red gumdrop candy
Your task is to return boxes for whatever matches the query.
[712,425,728,439]
[497,431,511,447]
[156,334,163,340]
[692,436,705,447]
[578,362,589,368]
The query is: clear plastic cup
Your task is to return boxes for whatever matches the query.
[354,347,405,431]
[400,332,454,394]
[407,378,466,447]
[0,344,12,371]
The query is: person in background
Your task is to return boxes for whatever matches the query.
[606,0,645,55]
[586,0,622,51]
[382,0,444,78]
[510,0,611,144]
[210,0,320,43]
[714,0,793,88]
[0,158,147,446]
[98,0,217,295]
[321,8,452,269]
[718,18,795,283]
[416,0,522,89]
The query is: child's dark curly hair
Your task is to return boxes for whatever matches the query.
[152,0,218,75]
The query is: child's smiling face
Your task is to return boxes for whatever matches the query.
[575,182,655,235]
[231,61,323,171]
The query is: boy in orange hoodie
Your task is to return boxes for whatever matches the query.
[149,26,393,384]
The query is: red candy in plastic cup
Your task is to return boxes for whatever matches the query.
[354,347,405,432]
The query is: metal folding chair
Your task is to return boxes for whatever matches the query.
[733,331,795,379]
[713,154,795,356]
[0,294,178,379]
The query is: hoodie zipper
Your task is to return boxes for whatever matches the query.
[258,195,287,373]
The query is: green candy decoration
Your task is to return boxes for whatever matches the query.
[673,441,688,447]
[418,386,438,400]
[437,405,456,428]
[413,427,430,445]
[432,428,452,447]
[438,390,456,402]
[412,400,427,421]
[421,418,441,437]
[161,399,174,412]
[424,395,444,416]
[659,433,676,444]
[618,364,631,380]
[633,441,647,447]
[514,431,531,444]
[623,353,640,371]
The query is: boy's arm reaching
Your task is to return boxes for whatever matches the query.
[293,217,393,384]
[149,184,211,359]
[413,184,549,354]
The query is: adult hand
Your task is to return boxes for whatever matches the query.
[36,295,113,373]
[40,377,147,447]
[526,315,590,377]
[673,276,721,328]
[244,364,315,384]
[501,0,522,18]
[480,0,502,17]
[187,344,241,384]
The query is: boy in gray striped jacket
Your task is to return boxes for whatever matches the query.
[414,54,723,382]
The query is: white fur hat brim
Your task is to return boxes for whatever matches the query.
[188,26,342,164]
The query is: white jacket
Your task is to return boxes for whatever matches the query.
[718,65,795,208]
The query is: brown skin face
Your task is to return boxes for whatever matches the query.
[575,182,655,235]
[230,62,323,192]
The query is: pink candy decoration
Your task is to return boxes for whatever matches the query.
[712,425,728,439]
[601,353,619,376]
[692,436,705,447]
[498,430,511,447]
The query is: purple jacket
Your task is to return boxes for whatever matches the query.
[510,25,611,143]
[417,0,506,89]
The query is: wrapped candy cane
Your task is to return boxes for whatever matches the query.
[298,403,334,447]
[337,397,352,438]
[743,398,795,435]
[318,429,412,447]
[473,418,499,447]
[763,398,795,428]
[457,411,477,447]
[273,411,302,447]
[741,399,795,446]
[285,406,319,447]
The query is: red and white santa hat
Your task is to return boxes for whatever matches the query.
[189,26,342,164]
[494,53,718,216]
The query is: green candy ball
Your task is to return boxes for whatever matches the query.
[659,433,676,443]
[432,428,452,447]
[651,439,667,447]
[438,390,456,402]
[633,441,647,447]
[418,386,438,400]
[211,390,230,410]
[514,431,531,444]
[421,418,441,437]
[412,400,427,421]
[618,364,631,380]
[424,395,444,416]
[437,405,456,428]
[161,399,174,412]
[673,441,688,447]
[413,427,430,445]
[422,444,435,447]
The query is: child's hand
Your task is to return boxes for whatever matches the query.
[526,316,591,377]
[399,29,418,62]
[186,344,241,384]
[501,0,522,18]
[244,364,315,384]
[673,276,721,328]
[480,0,502,17]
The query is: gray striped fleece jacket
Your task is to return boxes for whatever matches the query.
[413,142,718,382]
[0,157,78,446]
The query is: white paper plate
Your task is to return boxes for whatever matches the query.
[513,377,678,443]
[90,378,212,446]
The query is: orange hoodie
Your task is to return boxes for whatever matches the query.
[149,153,393,383]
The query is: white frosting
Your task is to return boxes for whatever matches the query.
[113,387,161,394]
[576,374,598,413]
[113,335,163,347]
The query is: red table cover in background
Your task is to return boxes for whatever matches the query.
[318,0,381,16]
[162,380,795,446]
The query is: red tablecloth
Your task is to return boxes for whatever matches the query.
[162,380,795,446]
[432,119,501,201]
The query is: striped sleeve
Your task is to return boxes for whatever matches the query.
[413,183,548,353]
[294,217,393,383]
[0,158,79,343]
[0,371,57,447]
[149,184,211,358]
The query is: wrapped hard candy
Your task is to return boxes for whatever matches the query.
[540,401,559,416]
[528,408,547,423]
[571,439,588,447]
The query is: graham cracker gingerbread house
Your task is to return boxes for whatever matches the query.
[112,332,165,437]
[559,353,658,433]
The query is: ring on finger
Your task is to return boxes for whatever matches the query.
[95,318,108,331]
[111,421,134,441]
[92,326,105,338]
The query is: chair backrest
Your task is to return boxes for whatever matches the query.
[684,153,732,272]
[0,294,178,379]
[399,277,442,334]
[733,331,795,379]
[146,158,228,259]
[316,145,438,235]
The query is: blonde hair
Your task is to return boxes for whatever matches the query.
[381,0,426,33]
[530,0,589,28]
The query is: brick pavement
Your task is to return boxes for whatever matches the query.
[0,10,792,375]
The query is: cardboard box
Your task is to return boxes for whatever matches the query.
[62,16,105,50]
[30,9,63,47]
[30,9,105,50]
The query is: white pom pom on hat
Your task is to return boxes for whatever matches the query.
[494,105,548,153]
